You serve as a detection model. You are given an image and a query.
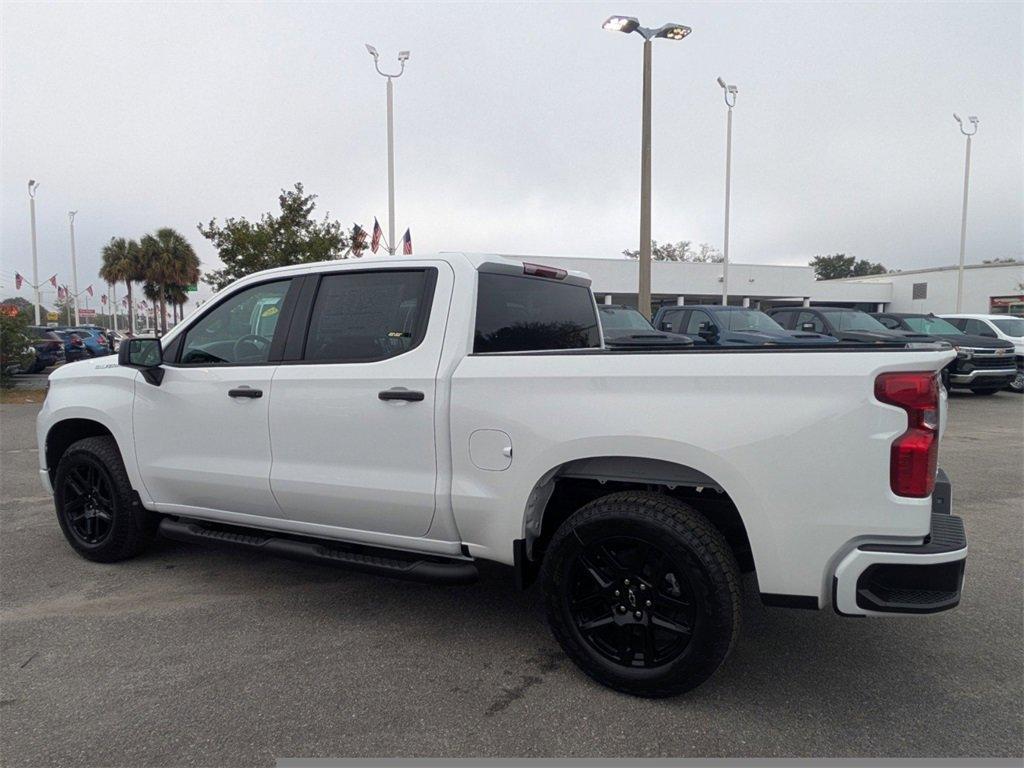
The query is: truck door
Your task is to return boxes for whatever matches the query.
[268,263,453,538]
[133,278,294,520]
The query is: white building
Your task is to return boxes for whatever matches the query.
[497,255,1023,315]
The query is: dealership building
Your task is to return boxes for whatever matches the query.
[503,256,1024,316]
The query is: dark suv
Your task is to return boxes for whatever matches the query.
[873,312,1016,395]
[25,326,67,373]
[768,307,939,346]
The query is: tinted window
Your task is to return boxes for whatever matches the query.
[945,318,967,331]
[903,316,962,335]
[992,317,1024,337]
[964,319,996,338]
[719,310,785,332]
[685,311,714,334]
[181,280,290,365]
[474,273,600,353]
[770,311,794,329]
[796,311,826,334]
[304,270,431,362]
[599,306,653,331]
[823,310,888,332]
[658,309,685,332]
[877,316,902,330]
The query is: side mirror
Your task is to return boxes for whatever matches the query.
[800,322,817,332]
[119,337,164,385]
[698,323,719,342]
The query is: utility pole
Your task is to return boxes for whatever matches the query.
[953,113,978,312]
[717,77,738,306]
[602,15,691,319]
[69,211,80,326]
[28,180,41,324]
[366,44,410,255]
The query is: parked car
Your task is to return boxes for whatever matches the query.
[38,254,966,698]
[768,306,940,346]
[1,332,36,375]
[59,327,112,357]
[941,314,1024,393]
[654,305,839,346]
[53,330,90,362]
[598,304,693,347]
[24,326,68,373]
[873,313,1016,395]
[106,330,127,352]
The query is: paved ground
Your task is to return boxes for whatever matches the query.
[2,392,1022,765]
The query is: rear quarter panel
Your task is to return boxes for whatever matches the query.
[449,348,953,602]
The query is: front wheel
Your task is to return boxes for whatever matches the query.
[541,491,741,698]
[54,436,158,562]
[1007,372,1024,394]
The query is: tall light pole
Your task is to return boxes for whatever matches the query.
[28,180,41,324]
[953,113,978,312]
[68,211,80,326]
[366,44,409,256]
[602,16,691,319]
[717,77,738,306]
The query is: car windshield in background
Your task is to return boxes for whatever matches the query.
[903,316,963,335]
[992,317,1024,337]
[829,311,890,332]
[599,307,654,331]
[719,310,785,333]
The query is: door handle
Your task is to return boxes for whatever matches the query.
[228,387,263,399]
[378,388,425,402]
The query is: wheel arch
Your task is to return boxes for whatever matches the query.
[45,417,121,485]
[518,455,756,588]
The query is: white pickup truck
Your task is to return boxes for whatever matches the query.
[37,253,968,697]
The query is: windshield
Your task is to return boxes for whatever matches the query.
[718,310,785,333]
[599,307,654,331]
[903,316,962,335]
[828,311,890,332]
[992,317,1024,338]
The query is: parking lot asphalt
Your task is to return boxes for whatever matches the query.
[1,392,1022,765]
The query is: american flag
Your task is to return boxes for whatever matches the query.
[86,285,93,297]
[48,275,58,288]
[57,285,67,300]
[371,218,383,254]
[101,294,108,305]
[351,224,367,255]
[14,272,23,290]
[401,228,412,255]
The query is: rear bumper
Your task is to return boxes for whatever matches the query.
[833,471,966,617]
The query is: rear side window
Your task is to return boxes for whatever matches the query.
[304,270,432,362]
[658,309,684,332]
[473,273,600,353]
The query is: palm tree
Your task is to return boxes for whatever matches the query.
[142,282,161,332]
[140,228,200,334]
[99,237,145,334]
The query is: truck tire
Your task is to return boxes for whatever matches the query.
[53,436,158,562]
[541,491,741,698]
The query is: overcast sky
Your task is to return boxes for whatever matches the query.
[2,1,1021,308]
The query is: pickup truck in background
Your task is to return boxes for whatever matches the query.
[36,254,967,697]
[653,305,838,346]
[941,314,1024,394]
[873,312,1017,395]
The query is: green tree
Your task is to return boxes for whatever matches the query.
[0,311,33,386]
[623,240,724,263]
[810,253,887,280]
[99,237,145,334]
[139,228,200,334]
[198,183,350,290]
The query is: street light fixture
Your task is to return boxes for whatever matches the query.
[602,15,692,319]
[717,77,738,306]
[27,180,41,325]
[953,113,978,312]
[366,43,410,256]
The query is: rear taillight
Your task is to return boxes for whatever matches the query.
[875,372,939,498]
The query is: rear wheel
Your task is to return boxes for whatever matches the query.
[541,491,741,698]
[54,436,157,562]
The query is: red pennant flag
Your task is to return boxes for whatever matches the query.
[49,275,58,288]
[371,218,383,254]
[15,272,23,290]
[86,285,94,297]
[401,228,413,256]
